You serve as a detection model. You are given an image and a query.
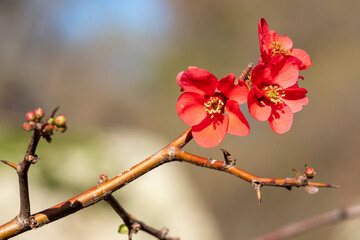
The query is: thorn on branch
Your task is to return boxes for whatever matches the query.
[50,106,60,118]
[220,148,236,168]
[252,180,262,207]
[0,160,18,170]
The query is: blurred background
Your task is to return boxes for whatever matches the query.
[0,0,359,239]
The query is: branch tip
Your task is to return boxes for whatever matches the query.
[50,106,60,118]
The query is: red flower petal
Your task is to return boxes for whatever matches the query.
[179,67,218,95]
[176,71,185,91]
[226,100,250,136]
[270,56,300,89]
[248,89,272,121]
[282,87,308,113]
[272,33,293,50]
[176,92,206,126]
[218,74,249,104]
[268,105,293,134]
[251,63,271,86]
[291,48,312,70]
[258,18,272,63]
[192,114,229,148]
[217,73,236,94]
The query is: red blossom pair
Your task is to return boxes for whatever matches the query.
[248,18,311,134]
[176,18,311,147]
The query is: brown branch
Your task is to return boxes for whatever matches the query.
[173,149,338,189]
[17,128,42,220]
[0,127,336,239]
[105,195,178,240]
[251,203,360,240]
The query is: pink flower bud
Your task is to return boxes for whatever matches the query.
[34,108,44,119]
[304,165,316,179]
[54,114,67,127]
[100,174,108,182]
[25,111,35,121]
[48,117,55,125]
[44,124,54,132]
[23,122,32,131]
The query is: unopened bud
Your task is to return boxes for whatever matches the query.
[304,164,316,179]
[54,114,66,127]
[34,108,44,119]
[44,124,54,132]
[23,122,32,131]
[118,224,128,234]
[26,111,35,121]
[48,117,55,125]
[100,174,108,182]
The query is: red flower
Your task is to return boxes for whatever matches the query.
[248,55,308,134]
[258,18,312,70]
[176,66,250,148]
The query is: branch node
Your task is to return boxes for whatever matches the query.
[159,227,169,238]
[28,216,37,230]
[25,155,39,164]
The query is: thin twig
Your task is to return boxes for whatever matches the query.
[173,149,338,189]
[251,204,360,240]
[105,195,179,240]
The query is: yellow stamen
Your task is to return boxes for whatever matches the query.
[204,96,225,118]
[272,41,290,56]
[263,85,285,104]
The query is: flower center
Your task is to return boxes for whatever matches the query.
[204,94,225,118]
[271,41,290,56]
[263,85,285,104]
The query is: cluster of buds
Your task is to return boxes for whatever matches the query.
[47,114,67,133]
[23,108,45,131]
[23,107,67,142]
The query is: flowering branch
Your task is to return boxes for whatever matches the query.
[251,203,360,240]
[0,18,341,240]
[0,127,336,239]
